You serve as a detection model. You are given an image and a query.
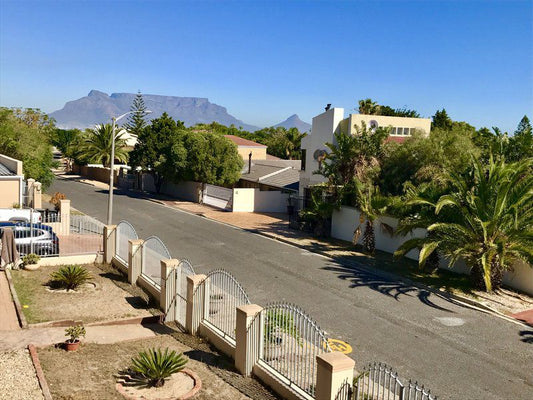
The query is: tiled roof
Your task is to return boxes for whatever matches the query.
[0,163,15,176]
[224,135,267,148]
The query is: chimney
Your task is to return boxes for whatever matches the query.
[248,152,252,174]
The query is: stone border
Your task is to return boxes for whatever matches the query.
[4,269,28,329]
[27,344,53,400]
[115,368,202,400]
[28,315,160,329]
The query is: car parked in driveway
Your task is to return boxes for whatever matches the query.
[0,208,41,223]
[0,222,59,256]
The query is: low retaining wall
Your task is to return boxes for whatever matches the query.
[36,253,103,267]
[331,206,533,295]
[199,321,235,359]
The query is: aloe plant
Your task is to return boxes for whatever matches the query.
[130,348,188,388]
[50,265,92,291]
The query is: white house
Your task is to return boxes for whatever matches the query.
[299,107,431,196]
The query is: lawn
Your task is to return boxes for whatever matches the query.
[10,263,153,324]
[37,335,250,400]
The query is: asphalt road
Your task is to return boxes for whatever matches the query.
[49,177,533,400]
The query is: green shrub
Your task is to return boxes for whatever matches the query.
[130,348,188,387]
[49,265,92,291]
[65,325,85,343]
[22,253,40,265]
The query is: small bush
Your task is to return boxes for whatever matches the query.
[22,253,40,265]
[49,265,92,291]
[130,348,188,387]
[50,192,66,211]
[65,325,86,343]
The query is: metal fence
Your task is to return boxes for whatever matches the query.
[116,220,138,264]
[164,259,195,328]
[255,302,331,399]
[200,269,251,342]
[141,235,171,287]
[2,213,103,257]
[335,363,438,400]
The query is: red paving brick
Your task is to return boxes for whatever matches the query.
[0,271,20,330]
[511,309,533,326]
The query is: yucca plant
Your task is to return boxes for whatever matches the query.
[49,265,92,291]
[130,348,188,388]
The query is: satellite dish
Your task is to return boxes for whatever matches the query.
[313,149,327,161]
[369,120,379,130]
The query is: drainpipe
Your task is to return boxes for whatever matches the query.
[248,152,252,174]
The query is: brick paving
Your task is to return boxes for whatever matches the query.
[511,309,533,326]
[0,272,20,331]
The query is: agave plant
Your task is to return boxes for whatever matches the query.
[130,348,188,388]
[49,265,92,291]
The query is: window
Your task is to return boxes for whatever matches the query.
[301,149,306,171]
[390,127,397,135]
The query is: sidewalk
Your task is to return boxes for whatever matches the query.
[0,272,20,331]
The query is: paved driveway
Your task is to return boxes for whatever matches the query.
[48,177,533,400]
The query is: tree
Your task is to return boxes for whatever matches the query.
[124,91,149,137]
[358,98,380,115]
[0,107,56,188]
[82,123,128,167]
[432,109,453,131]
[51,128,83,170]
[395,156,533,292]
[129,112,185,192]
[507,115,532,161]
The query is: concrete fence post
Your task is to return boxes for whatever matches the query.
[27,178,35,207]
[33,182,42,209]
[103,225,117,264]
[59,199,70,235]
[235,304,263,376]
[128,239,144,285]
[315,352,355,400]
[186,274,207,335]
[160,259,179,320]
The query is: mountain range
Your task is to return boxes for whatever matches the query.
[49,90,311,132]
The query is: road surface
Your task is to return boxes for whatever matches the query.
[49,177,533,400]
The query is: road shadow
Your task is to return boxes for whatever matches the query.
[323,262,455,312]
[519,330,533,344]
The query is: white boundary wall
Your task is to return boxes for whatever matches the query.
[232,188,289,213]
[332,206,533,295]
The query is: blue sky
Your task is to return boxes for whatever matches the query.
[0,0,531,132]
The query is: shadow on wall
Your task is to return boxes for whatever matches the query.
[323,262,455,312]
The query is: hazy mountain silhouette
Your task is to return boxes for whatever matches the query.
[273,114,311,132]
[50,90,260,131]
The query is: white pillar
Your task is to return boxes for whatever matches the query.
[315,352,355,400]
[186,274,206,335]
[160,259,179,321]
[128,239,144,285]
[235,304,263,376]
[103,225,117,264]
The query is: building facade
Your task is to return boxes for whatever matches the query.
[299,107,431,196]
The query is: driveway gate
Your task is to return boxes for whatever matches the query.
[202,184,233,210]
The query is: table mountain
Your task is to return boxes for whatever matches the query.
[50,90,260,131]
[273,114,311,133]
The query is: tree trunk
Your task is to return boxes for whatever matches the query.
[425,250,440,273]
[490,255,504,291]
[470,262,487,291]
[363,220,375,254]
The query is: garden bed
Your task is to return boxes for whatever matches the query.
[10,263,152,324]
[37,335,250,400]
[0,349,44,400]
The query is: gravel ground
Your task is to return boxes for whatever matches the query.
[0,349,43,400]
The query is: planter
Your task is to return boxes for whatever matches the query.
[65,340,80,352]
[23,264,40,271]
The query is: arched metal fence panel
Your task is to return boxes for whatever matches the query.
[115,220,138,264]
[257,302,331,399]
[164,259,196,328]
[200,269,250,342]
[141,235,171,287]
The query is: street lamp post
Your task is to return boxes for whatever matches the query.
[106,110,151,225]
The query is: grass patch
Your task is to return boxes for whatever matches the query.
[9,263,152,324]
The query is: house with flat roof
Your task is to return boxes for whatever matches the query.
[299,107,431,196]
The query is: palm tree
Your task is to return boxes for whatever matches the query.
[353,182,391,254]
[82,123,128,167]
[395,156,533,292]
[285,128,306,159]
[358,98,380,115]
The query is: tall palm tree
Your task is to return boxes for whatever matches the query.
[82,123,129,167]
[358,98,380,115]
[395,156,533,292]
[285,128,306,159]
